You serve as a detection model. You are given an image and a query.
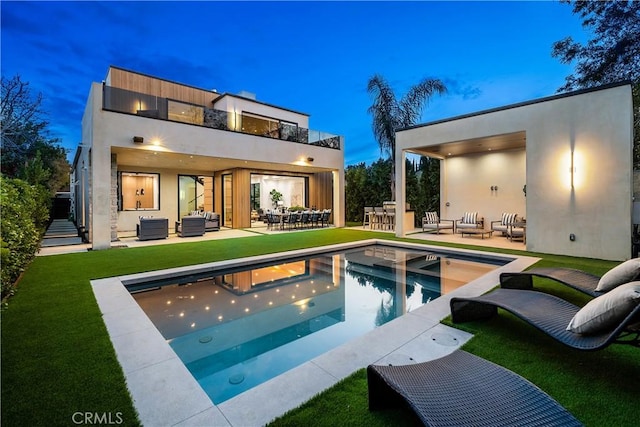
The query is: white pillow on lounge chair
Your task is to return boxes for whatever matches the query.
[595,258,640,292]
[567,281,640,334]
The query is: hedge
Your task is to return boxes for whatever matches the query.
[1,176,50,300]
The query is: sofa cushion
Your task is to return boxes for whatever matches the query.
[567,281,640,334]
[595,258,640,292]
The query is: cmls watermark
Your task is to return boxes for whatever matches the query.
[72,412,124,425]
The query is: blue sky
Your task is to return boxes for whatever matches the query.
[1,1,588,166]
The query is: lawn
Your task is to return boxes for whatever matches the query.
[1,228,636,426]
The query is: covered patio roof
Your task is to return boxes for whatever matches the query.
[112,146,334,174]
[407,131,526,159]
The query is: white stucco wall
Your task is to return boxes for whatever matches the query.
[441,150,526,225]
[396,83,633,261]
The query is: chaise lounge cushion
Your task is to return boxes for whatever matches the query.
[595,258,640,292]
[567,281,640,334]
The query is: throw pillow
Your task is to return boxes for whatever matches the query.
[501,213,517,226]
[425,212,438,224]
[567,281,640,334]
[595,258,640,292]
[463,212,477,224]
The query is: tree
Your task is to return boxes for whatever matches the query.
[1,75,70,193]
[367,75,446,199]
[552,0,640,168]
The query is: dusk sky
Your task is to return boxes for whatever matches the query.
[2,1,588,166]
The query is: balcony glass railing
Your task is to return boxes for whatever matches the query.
[103,86,340,150]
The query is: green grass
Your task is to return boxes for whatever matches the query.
[1,228,636,426]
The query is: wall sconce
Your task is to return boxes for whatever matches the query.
[566,149,583,189]
[307,157,314,162]
[133,136,144,144]
[570,153,576,189]
[490,186,498,191]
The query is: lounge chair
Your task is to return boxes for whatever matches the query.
[490,212,518,236]
[421,211,455,234]
[500,259,640,298]
[368,350,582,426]
[501,268,603,297]
[455,211,483,232]
[450,288,640,351]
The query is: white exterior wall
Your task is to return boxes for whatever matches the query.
[396,84,633,261]
[441,150,526,225]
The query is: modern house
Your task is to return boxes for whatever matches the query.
[72,66,344,250]
[394,82,634,261]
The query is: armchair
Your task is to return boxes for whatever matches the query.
[422,212,455,234]
[202,211,220,231]
[491,213,518,236]
[455,212,484,232]
[137,217,168,241]
[175,216,205,237]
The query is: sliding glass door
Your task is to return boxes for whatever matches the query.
[178,175,213,219]
[222,174,233,227]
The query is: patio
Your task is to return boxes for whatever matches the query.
[37,221,528,257]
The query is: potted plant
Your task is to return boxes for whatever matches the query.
[269,189,283,208]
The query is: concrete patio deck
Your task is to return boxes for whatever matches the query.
[38,221,528,257]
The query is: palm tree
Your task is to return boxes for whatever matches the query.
[367,74,446,199]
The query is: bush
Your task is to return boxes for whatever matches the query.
[1,176,49,300]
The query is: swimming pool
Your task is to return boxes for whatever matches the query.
[129,243,510,403]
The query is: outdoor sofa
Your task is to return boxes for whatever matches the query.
[188,210,220,231]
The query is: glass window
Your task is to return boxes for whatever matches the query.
[178,175,213,218]
[241,112,280,138]
[250,183,261,211]
[168,100,204,125]
[251,174,307,210]
[223,174,233,227]
[119,172,160,210]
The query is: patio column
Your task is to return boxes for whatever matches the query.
[395,150,406,237]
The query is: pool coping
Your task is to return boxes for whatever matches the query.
[91,239,539,426]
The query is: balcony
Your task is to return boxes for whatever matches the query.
[102,86,341,150]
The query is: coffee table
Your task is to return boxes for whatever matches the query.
[460,229,494,239]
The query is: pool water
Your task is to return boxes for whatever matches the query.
[131,244,507,403]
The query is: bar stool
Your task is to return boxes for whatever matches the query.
[384,207,395,230]
[363,207,373,228]
[373,207,385,230]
